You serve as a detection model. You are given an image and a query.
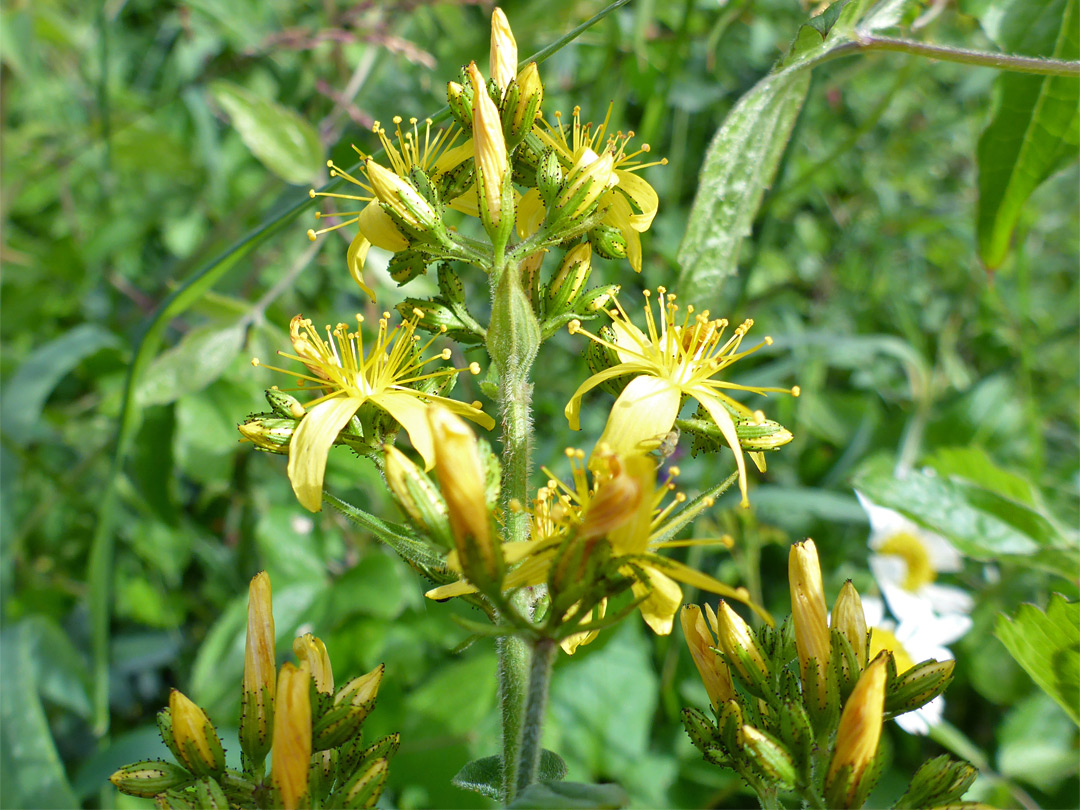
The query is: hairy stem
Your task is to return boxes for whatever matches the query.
[516,637,558,795]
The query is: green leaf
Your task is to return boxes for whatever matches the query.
[976,0,1080,268]
[997,691,1079,791]
[0,324,119,444]
[676,69,811,290]
[136,321,247,407]
[210,80,324,185]
[453,750,567,798]
[926,446,1037,506]
[0,628,79,809]
[995,594,1080,726]
[852,456,1075,573]
[508,782,630,809]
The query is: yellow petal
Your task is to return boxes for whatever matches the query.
[288,396,363,512]
[358,200,408,252]
[432,138,475,176]
[596,375,681,457]
[425,579,479,600]
[372,391,438,469]
[630,564,683,635]
[423,392,497,431]
[609,315,651,364]
[346,232,375,302]
[694,390,750,507]
[563,363,639,431]
[602,194,642,272]
[646,554,774,626]
[449,184,481,218]
[516,187,546,239]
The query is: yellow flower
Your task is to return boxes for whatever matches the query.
[489,7,517,97]
[826,654,888,808]
[426,449,767,638]
[240,572,275,763]
[272,663,312,810]
[564,288,799,507]
[307,117,473,300]
[467,61,510,231]
[681,604,735,709]
[252,311,493,512]
[789,539,831,695]
[530,105,667,271]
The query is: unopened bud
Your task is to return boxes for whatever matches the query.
[741,725,797,787]
[681,706,718,755]
[900,755,978,808]
[468,61,511,238]
[338,758,389,809]
[545,243,592,316]
[885,659,955,716]
[193,777,229,809]
[240,572,276,768]
[447,80,473,132]
[168,690,226,777]
[272,663,312,810]
[825,654,888,809]
[736,418,794,451]
[504,62,543,142]
[365,159,439,236]
[394,298,481,344]
[789,539,830,706]
[536,149,564,207]
[387,248,431,285]
[293,633,334,695]
[384,445,452,546]
[238,416,296,454]
[578,283,620,314]
[552,148,616,222]
[832,581,869,670]
[110,760,192,798]
[715,601,770,692]
[357,199,409,252]
[437,263,466,304]
[681,605,735,710]
[489,8,517,96]
[428,405,502,589]
[588,223,628,260]
[267,387,306,419]
[336,663,385,710]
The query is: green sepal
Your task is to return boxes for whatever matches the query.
[156,788,197,810]
[588,223,628,260]
[681,707,718,756]
[192,777,229,809]
[388,249,432,285]
[156,710,187,771]
[333,758,389,809]
[885,659,955,718]
[239,683,274,771]
[741,725,797,787]
[536,148,564,207]
[893,755,978,809]
[308,748,338,804]
[109,759,193,798]
[313,702,369,751]
[266,386,305,418]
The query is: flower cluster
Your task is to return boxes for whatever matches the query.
[679,540,974,809]
[110,573,397,810]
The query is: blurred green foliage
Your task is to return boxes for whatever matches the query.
[1,0,1077,808]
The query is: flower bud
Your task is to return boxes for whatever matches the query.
[428,405,502,589]
[714,600,770,690]
[293,633,334,695]
[545,243,593,317]
[109,760,192,798]
[336,663,385,710]
[168,690,226,777]
[825,654,887,809]
[489,8,518,96]
[832,581,869,669]
[447,80,473,131]
[365,159,439,236]
[193,777,229,809]
[553,148,616,222]
[885,659,955,716]
[467,62,511,237]
[384,445,453,546]
[789,540,830,705]
[387,248,431,285]
[394,298,483,344]
[740,725,797,787]
[437,262,466,304]
[681,706,718,755]
[588,223,628,260]
[578,283,620,314]
[272,663,312,810]
[901,755,978,808]
[267,387,306,419]
[536,149,564,207]
[681,605,735,709]
[338,758,389,809]
[503,62,543,143]
[240,572,276,768]
[716,698,745,754]
[357,200,408,251]
[238,416,296,454]
[735,418,794,451]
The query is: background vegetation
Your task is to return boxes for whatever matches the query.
[2,0,1076,807]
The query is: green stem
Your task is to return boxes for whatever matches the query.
[855,34,1080,76]
[497,629,530,803]
[516,637,558,796]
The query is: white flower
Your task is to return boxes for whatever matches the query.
[861,594,971,735]
[856,491,973,619]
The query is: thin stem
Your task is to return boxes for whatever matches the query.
[497,629,530,803]
[856,34,1080,77]
[516,637,557,796]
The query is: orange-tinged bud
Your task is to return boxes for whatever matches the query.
[826,654,888,808]
[168,690,225,776]
[240,572,276,766]
[272,663,312,810]
[832,580,869,669]
[489,8,518,95]
[714,600,769,684]
[467,62,510,233]
[428,405,501,587]
[293,633,334,694]
[789,539,830,693]
[681,605,735,709]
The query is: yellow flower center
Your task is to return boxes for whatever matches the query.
[869,626,916,674]
[877,531,936,591]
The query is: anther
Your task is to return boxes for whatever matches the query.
[469,362,481,375]
[792,386,801,397]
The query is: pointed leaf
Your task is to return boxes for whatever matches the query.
[995,594,1079,726]
[136,321,246,406]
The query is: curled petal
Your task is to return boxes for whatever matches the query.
[346,232,375,302]
[694,390,750,507]
[629,564,683,635]
[358,200,409,251]
[613,171,659,232]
